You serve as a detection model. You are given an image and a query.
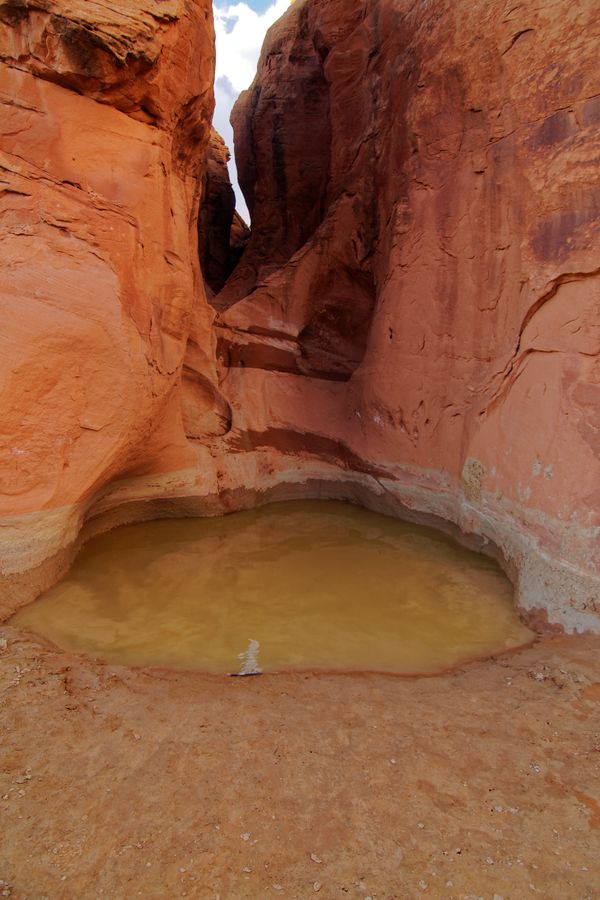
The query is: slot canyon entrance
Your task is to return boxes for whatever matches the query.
[2,0,600,894]
[11,501,532,675]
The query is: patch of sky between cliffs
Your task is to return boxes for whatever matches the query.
[213,0,291,223]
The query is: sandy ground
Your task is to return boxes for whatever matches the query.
[1,626,599,900]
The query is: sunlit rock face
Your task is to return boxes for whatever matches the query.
[0,0,226,584]
[0,0,598,632]
[215,0,600,629]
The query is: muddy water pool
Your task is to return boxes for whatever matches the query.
[12,501,533,674]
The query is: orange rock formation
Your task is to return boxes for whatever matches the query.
[198,128,249,295]
[0,0,599,631]
[0,0,225,592]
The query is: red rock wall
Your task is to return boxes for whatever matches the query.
[197,128,249,295]
[215,0,600,629]
[0,0,225,577]
[1,0,598,632]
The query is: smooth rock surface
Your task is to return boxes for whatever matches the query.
[0,0,599,632]
[0,0,226,586]
[216,0,600,628]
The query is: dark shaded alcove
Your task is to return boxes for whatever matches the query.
[197,129,250,297]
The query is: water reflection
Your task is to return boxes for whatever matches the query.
[12,501,533,674]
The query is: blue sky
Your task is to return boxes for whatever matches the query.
[215,0,276,10]
[212,0,290,221]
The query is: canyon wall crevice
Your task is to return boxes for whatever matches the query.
[0,0,599,632]
[197,128,250,295]
[211,0,600,630]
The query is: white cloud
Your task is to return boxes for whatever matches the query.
[212,0,290,222]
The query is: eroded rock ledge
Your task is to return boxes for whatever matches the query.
[1,0,599,631]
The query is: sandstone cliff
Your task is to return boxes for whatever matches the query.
[1,0,599,632]
[216,0,600,628]
[197,128,249,296]
[0,0,225,583]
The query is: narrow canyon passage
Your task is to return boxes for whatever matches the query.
[1,0,598,629]
[1,0,599,896]
[192,0,600,636]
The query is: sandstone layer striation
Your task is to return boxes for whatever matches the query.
[216,0,600,629]
[0,0,226,590]
[0,0,599,632]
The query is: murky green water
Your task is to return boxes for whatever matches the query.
[12,501,532,674]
